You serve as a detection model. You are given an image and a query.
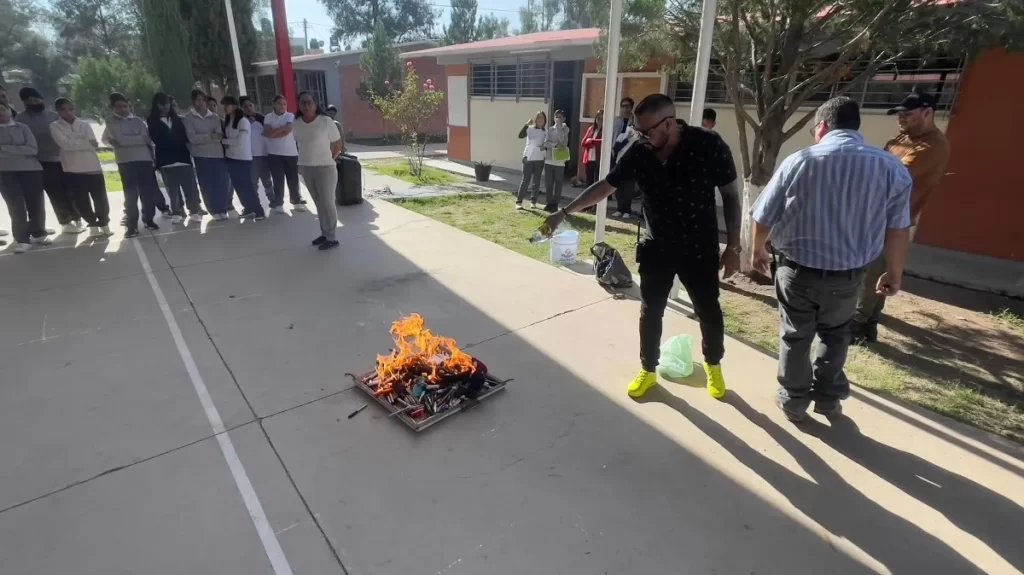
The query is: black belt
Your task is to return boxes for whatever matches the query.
[777,255,865,278]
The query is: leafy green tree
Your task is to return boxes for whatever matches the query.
[50,0,141,61]
[310,38,323,50]
[442,0,478,46]
[179,0,260,94]
[140,0,194,105]
[323,0,436,44]
[476,14,511,40]
[357,22,403,111]
[663,0,1020,267]
[589,0,671,71]
[0,0,72,97]
[372,63,445,178]
[518,0,563,33]
[71,56,161,119]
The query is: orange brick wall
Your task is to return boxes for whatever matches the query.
[339,56,448,140]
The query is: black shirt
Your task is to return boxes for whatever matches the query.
[606,120,736,259]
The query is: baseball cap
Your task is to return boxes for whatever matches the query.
[887,92,937,115]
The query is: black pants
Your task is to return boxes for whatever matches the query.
[585,160,599,186]
[616,180,636,214]
[39,161,79,225]
[64,172,110,227]
[0,170,47,243]
[268,154,301,206]
[638,245,725,371]
[119,161,158,229]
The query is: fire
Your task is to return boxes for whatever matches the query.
[374,314,476,393]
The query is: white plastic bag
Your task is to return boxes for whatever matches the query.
[656,335,694,378]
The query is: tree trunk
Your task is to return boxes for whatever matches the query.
[738,180,765,273]
[738,128,784,272]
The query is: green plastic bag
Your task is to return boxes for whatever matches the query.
[553,145,571,162]
[656,335,694,378]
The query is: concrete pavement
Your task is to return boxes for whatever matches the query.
[1,195,1022,574]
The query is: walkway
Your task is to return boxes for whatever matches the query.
[1,196,1022,574]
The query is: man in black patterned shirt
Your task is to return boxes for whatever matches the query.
[543,94,743,400]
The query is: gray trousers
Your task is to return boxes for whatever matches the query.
[161,165,202,216]
[0,170,47,243]
[775,262,865,412]
[251,155,274,204]
[516,160,544,203]
[299,164,338,241]
[853,226,916,325]
[543,164,565,206]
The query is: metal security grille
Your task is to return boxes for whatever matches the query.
[470,59,550,100]
[256,74,278,112]
[295,70,329,108]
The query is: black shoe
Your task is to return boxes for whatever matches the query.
[775,395,808,423]
[125,228,140,238]
[239,210,255,219]
[159,207,171,217]
[196,208,209,216]
[850,320,878,345]
[254,215,266,221]
[544,203,557,213]
[144,221,159,231]
[318,239,340,251]
[311,235,327,246]
[813,401,843,422]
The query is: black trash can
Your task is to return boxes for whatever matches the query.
[336,153,363,206]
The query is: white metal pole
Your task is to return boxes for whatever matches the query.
[689,0,717,126]
[594,0,623,243]
[224,0,248,96]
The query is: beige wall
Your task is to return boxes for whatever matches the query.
[675,104,949,175]
[469,98,549,171]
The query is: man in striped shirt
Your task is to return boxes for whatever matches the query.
[750,97,912,422]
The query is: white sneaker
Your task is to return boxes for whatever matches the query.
[622,212,634,220]
[0,229,8,237]
[292,203,307,212]
[62,223,84,234]
[515,203,524,211]
[45,227,56,235]
[189,214,202,223]
[30,235,52,245]
[14,243,31,254]
[612,211,623,217]
[274,206,286,214]
[171,215,183,225]
[88,226,104,238]
[530,202,539,209]
[101,226,113,236]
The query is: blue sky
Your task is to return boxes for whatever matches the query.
[286,0,530,45]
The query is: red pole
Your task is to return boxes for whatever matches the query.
[270,0,296,109]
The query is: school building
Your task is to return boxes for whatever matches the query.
[247,41,449,141]
[402,30,1022,265]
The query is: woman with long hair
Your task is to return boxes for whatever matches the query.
[263,94,303,213]
[220,96,265,221]
[515,110,547,210]
[183,89,232,220]
[148,92,204,224]
[291,91,343,250]
[581,109,603,186]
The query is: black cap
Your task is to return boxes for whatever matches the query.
[19,87,42,101]
[887,92,937,115]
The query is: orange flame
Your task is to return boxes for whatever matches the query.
[374,314,475,392]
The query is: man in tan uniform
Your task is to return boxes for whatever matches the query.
[852,92,950,343]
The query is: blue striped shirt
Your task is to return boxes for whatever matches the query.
[751,130,912,271]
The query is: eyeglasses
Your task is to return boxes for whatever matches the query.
[809,121,822,136]
[637,116,671,138]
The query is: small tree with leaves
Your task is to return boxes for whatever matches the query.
[372,62,445,179]
[71,56,160,119]
[358,22,402,109]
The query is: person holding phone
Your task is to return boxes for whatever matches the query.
[515,111,547,210]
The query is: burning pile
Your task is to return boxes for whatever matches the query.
[362,314,491,422]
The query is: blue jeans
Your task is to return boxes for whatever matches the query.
[194,157,231,214]
[226,158,265,217]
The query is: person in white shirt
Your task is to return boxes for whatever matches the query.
[50,98,113,238]
[263,94,304,213]
[240,96,273,206]
[542,109,570,213]
[220,96,265,221]
[292,91,343,251]
[515,111,547,210]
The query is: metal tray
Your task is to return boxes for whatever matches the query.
[353,370,509,432]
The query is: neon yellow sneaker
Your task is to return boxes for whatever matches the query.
[705,362,726,399]
[627,369,658,398]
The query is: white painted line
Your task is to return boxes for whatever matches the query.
[131,238,294,575]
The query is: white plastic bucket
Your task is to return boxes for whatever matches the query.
[549,229,579,265]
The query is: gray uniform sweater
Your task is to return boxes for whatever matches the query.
[102,114,154,164]
[16,109,61,162]
[0,122,43,172]
[182,110,225,159]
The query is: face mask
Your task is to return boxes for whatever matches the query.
[27,103,45,113]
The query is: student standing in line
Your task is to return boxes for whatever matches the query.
[18,87,77,235]
[515,111,547,210]
[50,98,113,238]
[221,96,265,220]
[240,96,274,206]
[103,92,163,235]
[0,102,49,253]
[701,108,717,130]
[292,91,343,251]
[183,89,232,220]
[148,92,204,224]
[581,109,603,186]
[263,94,304,213]
[542,109,570,213]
